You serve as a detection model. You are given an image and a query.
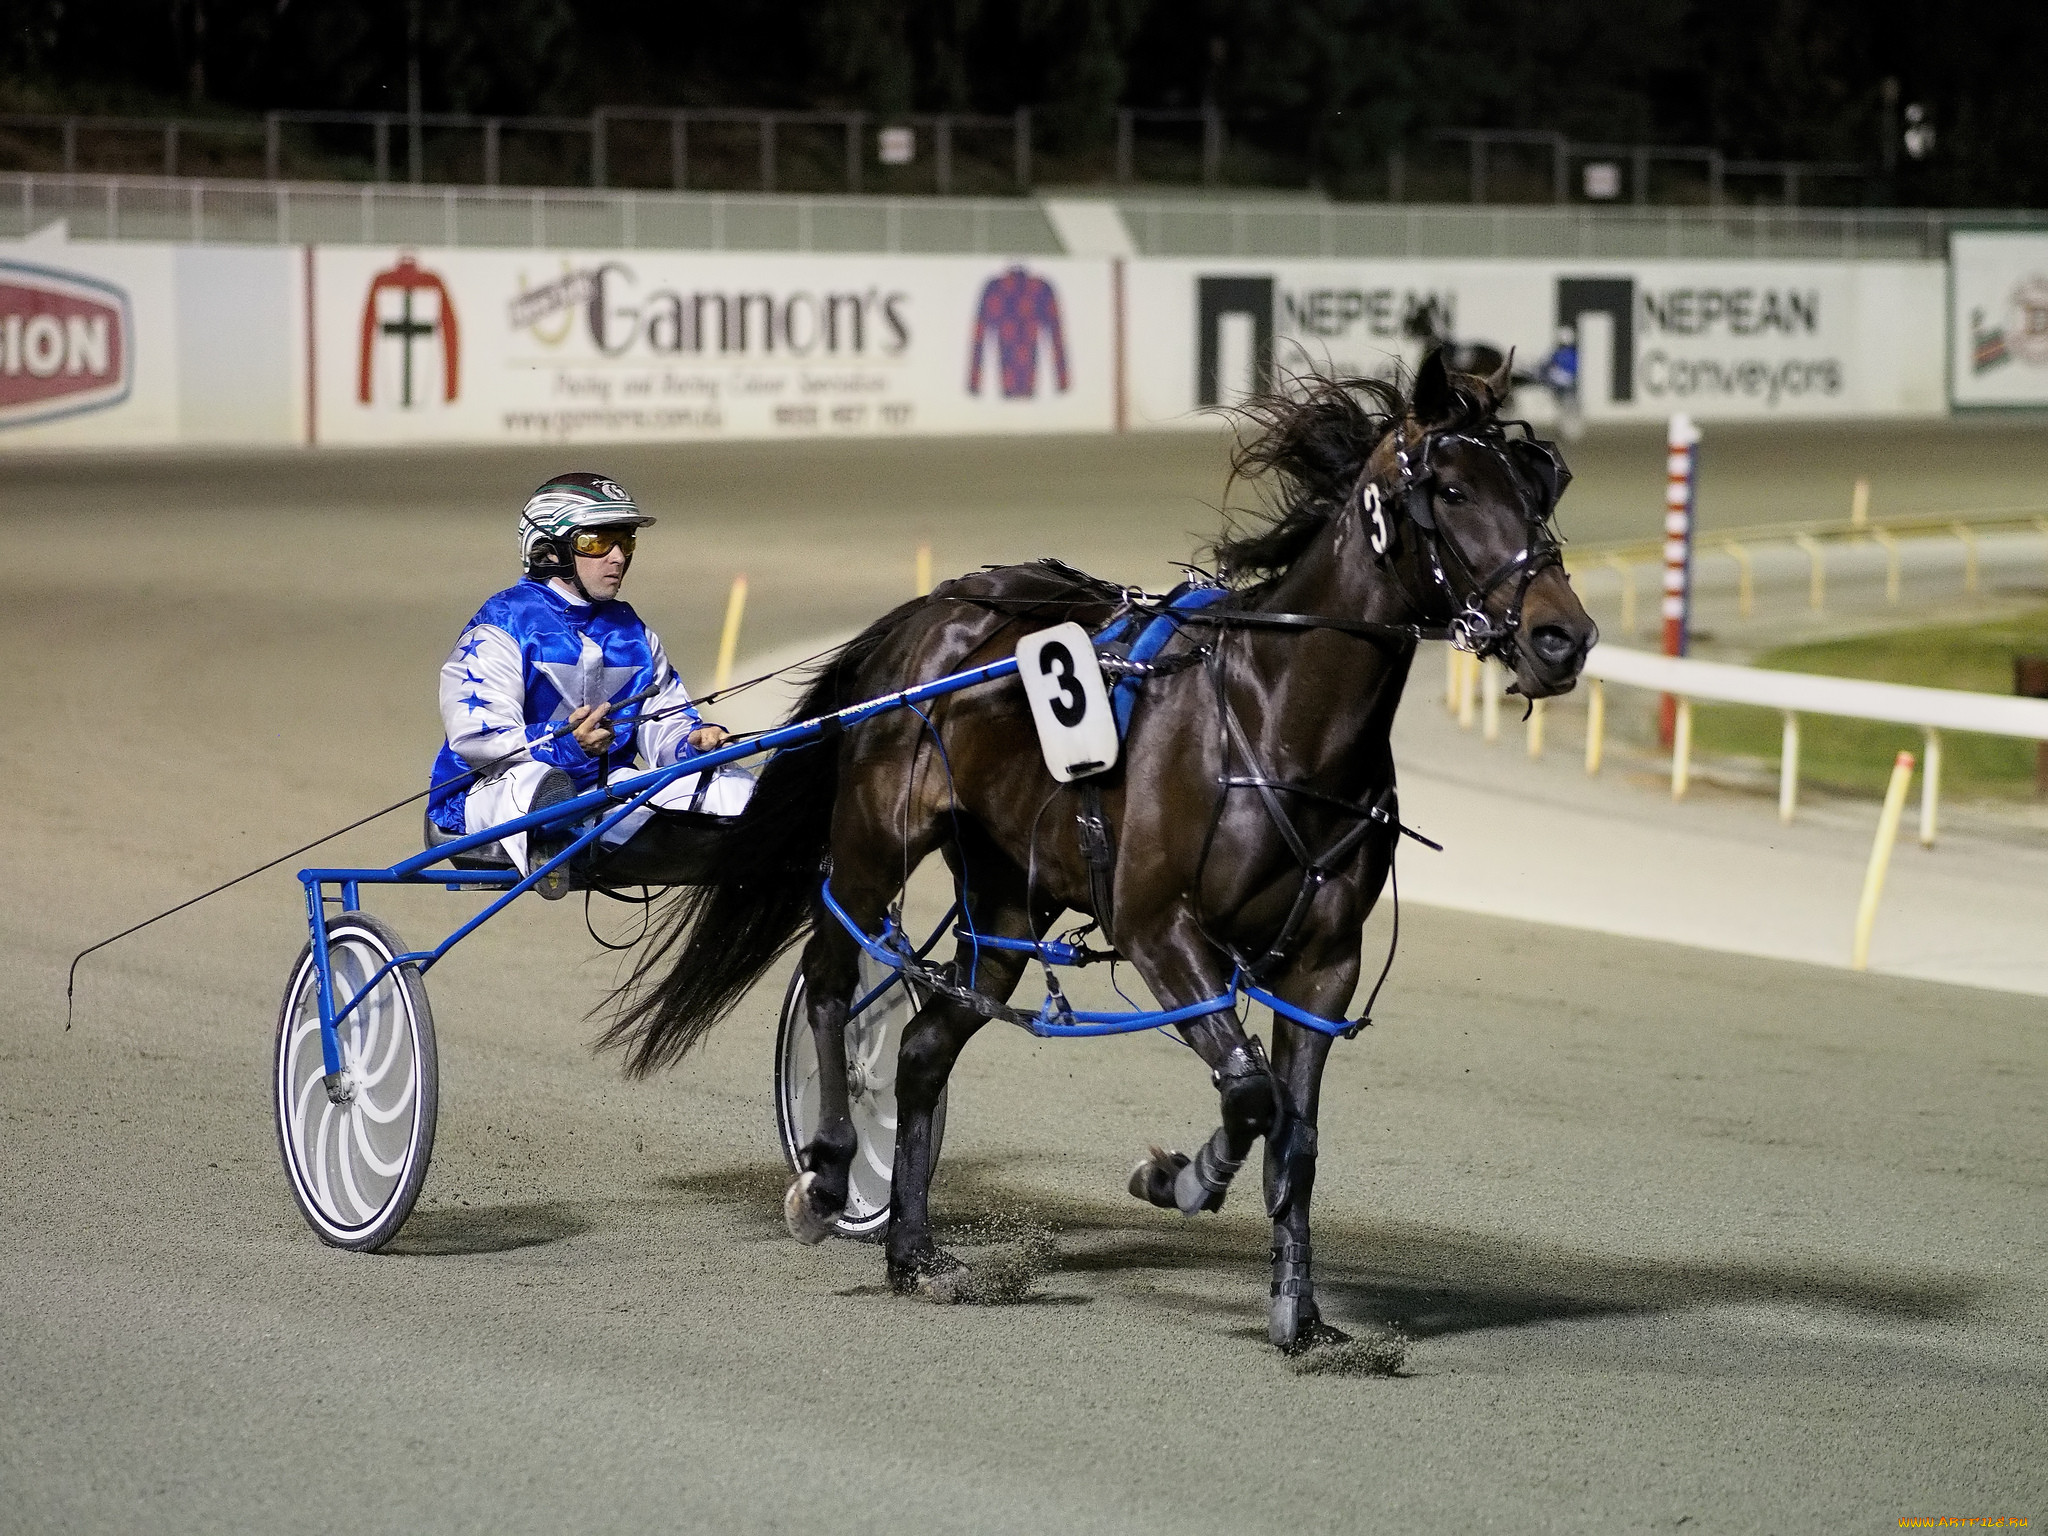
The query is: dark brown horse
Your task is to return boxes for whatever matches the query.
[601,351,1597,1351]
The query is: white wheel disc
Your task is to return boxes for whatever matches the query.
[274,915,436,1250]
[775,950,943,1239]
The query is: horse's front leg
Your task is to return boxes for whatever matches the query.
[1265,1018,1340,1352]
[1124,922,1283,1218]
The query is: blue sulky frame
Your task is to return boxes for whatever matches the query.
[298,648,1359,1090]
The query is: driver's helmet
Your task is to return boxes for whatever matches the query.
[518,471,656,573]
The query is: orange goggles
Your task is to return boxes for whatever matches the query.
[571,528,637,557]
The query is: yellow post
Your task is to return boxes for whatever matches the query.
[1526,696,1546,758]
[1724,540,1754,619]
[1481,659,1501,743]
[1871,528,1901,604]
[1670,697,1693,799]
[1584,679,1605,776]
[1951,523,1979,596]
[1444,642,1460,713]
[1919,728,1941,848]
[1778,712,1800,824]
[1607,555,1637,636]
[1852,751,1917,971]
[915,542,933,596]
[712,573,748,693]
[1850,476,1870,528]
[1457,650,1478,730]
[1794,533,1826,611]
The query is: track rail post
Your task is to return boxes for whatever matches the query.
[1585,679,1605,775]
[1670,697,1693,799]
[1919,728,1941,847]
[1779,711,1800,823]
[713,574,747,693]
[1853,751,1916,970]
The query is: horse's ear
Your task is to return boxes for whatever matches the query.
[1486,348,1515,404]
[1412,348,1455,426]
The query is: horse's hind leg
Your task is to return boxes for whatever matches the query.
[783,900,877,1243]
[886,847,1042,1293]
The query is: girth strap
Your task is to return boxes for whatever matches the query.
[1074,779,1118,944]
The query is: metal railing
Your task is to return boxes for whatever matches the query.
[0,107,1033,197]
[0,172,1063,254]
[1432,128,1870,208]
[0,107,1933,210]
[1114,197,2044,261]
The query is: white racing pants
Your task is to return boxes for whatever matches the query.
[465,758,756,875]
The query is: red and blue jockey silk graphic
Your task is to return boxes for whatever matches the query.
[968,265,1069,398]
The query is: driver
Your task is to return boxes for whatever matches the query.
[426,471,754,896]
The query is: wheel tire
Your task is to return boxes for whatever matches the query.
[274,913,437,1252]
[773,950,944,1241]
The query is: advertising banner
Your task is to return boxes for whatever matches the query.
[1949,229,2048,409]
[1126,258,1945,427]
[312,247,1115,445]
[0,233,179,448]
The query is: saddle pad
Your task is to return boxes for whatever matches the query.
[1108,584,1230,738]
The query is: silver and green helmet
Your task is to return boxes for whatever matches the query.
[518,471,656,572]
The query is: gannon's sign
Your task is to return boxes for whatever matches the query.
[0,260,133,428]
[313,247,1113,444]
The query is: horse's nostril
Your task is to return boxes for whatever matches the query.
[1531,624,1578,664]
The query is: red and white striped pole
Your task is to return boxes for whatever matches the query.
[1659,412,1700,747]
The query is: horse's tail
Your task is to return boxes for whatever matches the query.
[596,600,923,1077]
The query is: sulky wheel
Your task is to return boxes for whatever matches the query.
[774,949,943,1240]
[274,912,438,1251]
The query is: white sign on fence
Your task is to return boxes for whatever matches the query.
[312,248,1115,445]
[1948,229,2048,409]
[1124,258,1946,428]
[0,233,178,447]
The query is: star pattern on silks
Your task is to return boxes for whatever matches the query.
[459,690,489,714]
[533,634,638,722]
[455,632,484,661]
[459,668,484,686]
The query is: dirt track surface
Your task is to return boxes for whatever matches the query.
[5,429,2045,1533]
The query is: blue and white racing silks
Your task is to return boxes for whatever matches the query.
[427,577,705,833]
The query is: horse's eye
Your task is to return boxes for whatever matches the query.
[1439,484,1468,505]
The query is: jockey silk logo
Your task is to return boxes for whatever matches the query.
[0,261,132,429]
[358,254,460,407]
[968,266,1068,398]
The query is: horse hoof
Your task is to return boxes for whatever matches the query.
[888,1249,965,1300]
[1270,1298,1349,1354]
[1172,1156,1226,1216]
[1127,1146,1188,1209]
[783,1171,835,1245]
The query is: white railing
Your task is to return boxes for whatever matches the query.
[1571,503,2048,632]
[1577,645,2048,842]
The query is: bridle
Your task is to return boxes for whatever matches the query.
[1358,417,1571,668]
[1175,412,1572,1020]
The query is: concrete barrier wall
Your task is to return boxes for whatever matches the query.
[4,225,2038,450]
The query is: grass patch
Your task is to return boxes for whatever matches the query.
[1693,609,2048,797]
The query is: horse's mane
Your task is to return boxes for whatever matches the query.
[1209,369,1498,588]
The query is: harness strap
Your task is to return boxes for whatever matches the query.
[1074,779,1118,944]
[1173,608,1441,644]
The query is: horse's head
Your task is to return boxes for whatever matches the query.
[1362,349,1597,698]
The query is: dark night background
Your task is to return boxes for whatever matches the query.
[3,0,2042,204]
